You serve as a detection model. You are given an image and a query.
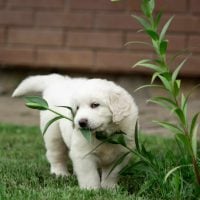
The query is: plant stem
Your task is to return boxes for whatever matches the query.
[192,156,200,185]
[47,108,73,122]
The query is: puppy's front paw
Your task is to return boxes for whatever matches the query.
[50,164,70,177]
[78,177,101,190]
[51,170,70,177]
[80,183,101,190]
[101,179,118,189]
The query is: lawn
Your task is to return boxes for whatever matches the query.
[0,123,199,200]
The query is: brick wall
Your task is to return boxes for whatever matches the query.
[0,0,199,76]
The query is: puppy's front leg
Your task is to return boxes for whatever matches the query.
[71,153,101,189]
[101,155,130,189]
[101,165,119,189]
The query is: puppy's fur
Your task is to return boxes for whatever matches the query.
[13,74,138,189]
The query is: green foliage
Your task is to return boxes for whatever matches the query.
[96,131,127,147]
[43,116,64,135]
[0,124,133,200]
[25,96,73,135]
[24,97,129,147]
[1,123,200,199]
[80,128,93,142]
[109,0,200,193]
[121,0,200,188]
[25,96,48,110]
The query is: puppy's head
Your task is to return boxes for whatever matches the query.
[74,84,112,132]
[74,79,135,133]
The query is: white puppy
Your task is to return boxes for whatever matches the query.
[13,74,138,189]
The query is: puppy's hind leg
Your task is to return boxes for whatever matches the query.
[41,112,70,177]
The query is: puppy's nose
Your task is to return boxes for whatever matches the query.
[78,118,88,128]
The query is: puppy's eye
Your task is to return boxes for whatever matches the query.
[77,106,79,110]
[90,103,100,109]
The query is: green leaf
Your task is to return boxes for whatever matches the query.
[152,39,159,51]
[154,59,165,66]
[133,59,152,67]
[107,152,130,178]
[133,59,152,66]
[172,57,190,85]
[57,106,75,118]
[140,144,157,166]
[171,173,182,192]
[80,128,92,142]
[151,72,162,83]
[141,0,154,17]
[120,160,155,176]
[173,80,181,97]
[148,99,171,110]
[159,40,168,55]
[146,29,159,41]
[134,84,163,92]
[173,108,186,125]
[190,112,200,157]
[160,71,172,81]
[95,132,108,141]
[192,123,198,159]
[159,16,174,41]
[176,80,181,89]
[133,61,164,72]
[25,96,49,110]
[155,11,162,28]
[43,116,63,135]
[164,164,192,183]
[132,15,150,30]
[156,97,176,106]
[175,137,185,155]
[148,96,176,109]
[181,94,188,117]
[85,131,127,157]
[108,133,127,147]
[96,131,127,147]
[134,121,141,152]
[148,0,155,14]
[157,75,172,91]
[153,121,183,134]
[84,140,107,157]
[190,112,200,137]
[176,133,192,154]
[124,41,151,47]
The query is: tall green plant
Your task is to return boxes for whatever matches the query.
[112,0,200,185]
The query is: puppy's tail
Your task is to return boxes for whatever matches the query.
[12,74,64,97]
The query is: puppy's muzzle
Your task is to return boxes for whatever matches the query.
[78,118,88,128]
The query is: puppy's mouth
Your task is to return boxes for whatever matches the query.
[78,124,104,133]
[89,124,104,132]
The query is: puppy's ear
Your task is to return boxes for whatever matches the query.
[108,90,132,123]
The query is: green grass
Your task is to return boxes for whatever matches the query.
[0,123,199,200]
